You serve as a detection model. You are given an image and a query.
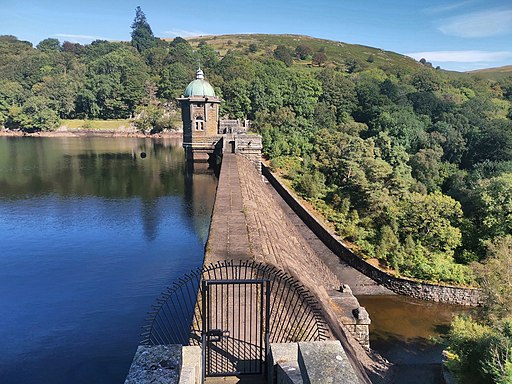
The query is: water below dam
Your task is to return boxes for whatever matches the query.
[0,136,217,384]
[359,295,474,384]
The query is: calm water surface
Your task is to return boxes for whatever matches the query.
[358,295,474,384]
[0,136,217,384]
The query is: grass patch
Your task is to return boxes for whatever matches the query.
[61,119,133,130]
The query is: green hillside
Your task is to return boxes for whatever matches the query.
[468,65,512,80]
[183,33,422,72]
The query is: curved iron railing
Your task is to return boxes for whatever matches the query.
[141,259,328,346]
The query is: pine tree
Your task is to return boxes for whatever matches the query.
[131,6,156,53]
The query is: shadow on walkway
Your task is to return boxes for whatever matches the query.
[205,374,266,383]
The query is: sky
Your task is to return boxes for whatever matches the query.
[1,0,511,72]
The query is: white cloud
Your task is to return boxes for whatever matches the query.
[54,33,109,42]
[439,8,512,37]
[163,29,206,38]
[423,1,473,14]
[406,50,512,63]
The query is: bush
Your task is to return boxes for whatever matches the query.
[447,316,512,384]
[293,170,326,199]
[273,45,293,67]
[133,104,174,133]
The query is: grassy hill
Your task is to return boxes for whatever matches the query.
[162,33,512,81]
[467,65,512,80]
[167,33,424,73]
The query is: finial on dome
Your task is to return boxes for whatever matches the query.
[196,68,204,80]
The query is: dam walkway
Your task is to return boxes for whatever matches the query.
[126,154,387,384]
[205,153,390,296]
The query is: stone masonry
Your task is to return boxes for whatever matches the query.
[204,154,252,263]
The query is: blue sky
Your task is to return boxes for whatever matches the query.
[1,0,511,72]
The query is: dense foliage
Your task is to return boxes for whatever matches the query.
[1,12,511,287]
[446,236,512,384]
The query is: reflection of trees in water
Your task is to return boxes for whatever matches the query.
[141,199,159,242]
[183,162,218,245]
[0,137,187,199]
[0,137,219,244]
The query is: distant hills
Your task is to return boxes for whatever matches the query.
[167,33,512,78]
[469,65,512,73]
[468,65,512,79]
[173,33,425,72]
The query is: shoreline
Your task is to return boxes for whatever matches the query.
[0,129,183,139]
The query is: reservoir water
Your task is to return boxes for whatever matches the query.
[0,136,217,384]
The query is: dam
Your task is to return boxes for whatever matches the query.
[125,69,375,383]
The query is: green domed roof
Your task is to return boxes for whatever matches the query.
[184,69,216,97]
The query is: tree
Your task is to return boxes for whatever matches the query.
[157,62,191,100]
[345,58,367,73]
[168,38,196,67]
[134,104,174,133]
[471,119,512,164]
[221,78,252,119]
[216,52,256,81]
[285,72,321,118]
[371,106,426,152]
[312,52,327,66]
[32,74,80,118]
[295,44,312,60]
[131,6,156,53]
[475,173,512,241]
[447,237,512,383]
[410,147,445,192]
[62,41,83,54]
[6,96,60,131]
[196,42,219,69]
[411,69,442,92]
[293,169,326,199]
[80,48,149,118]
[316,68,357,123]
[273,45,293,67]
[398,192,463,253]
[447,315,512,384]
[477,236,512,320]
[429,120,467,163]
[36,38,61,52]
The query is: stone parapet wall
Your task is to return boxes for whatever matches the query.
[220,134,262,173]
[269,341,361,384]
[262,164,483,306]
[328,286,371,350]
[124,345,181,384]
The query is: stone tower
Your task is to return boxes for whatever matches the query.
[178,69,222,160]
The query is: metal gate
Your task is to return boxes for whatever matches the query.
[202,279,270,377]
[142,261,329,380]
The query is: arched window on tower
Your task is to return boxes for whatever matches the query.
[195,115,204,131]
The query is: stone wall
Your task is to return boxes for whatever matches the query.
[234,134,262,173]
[220,134,262,173]
[124,345,181,384]
[269,341,362,384]
[328,286,371,349]
[262,164,483,306]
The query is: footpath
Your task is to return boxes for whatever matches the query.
[205,153,340,289]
